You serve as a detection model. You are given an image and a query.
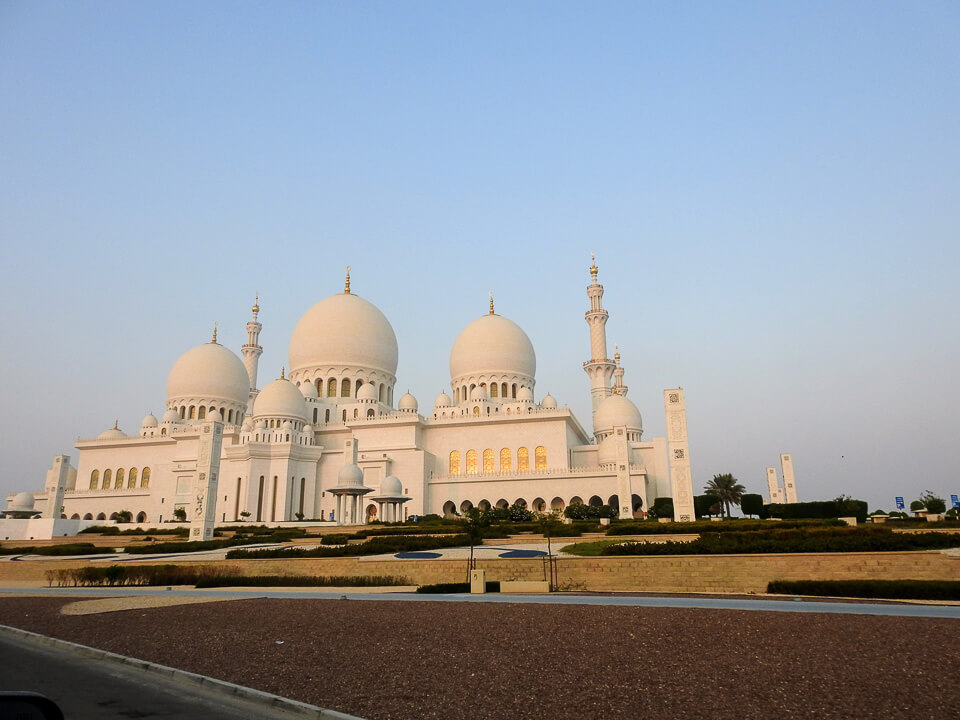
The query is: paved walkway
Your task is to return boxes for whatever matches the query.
[2,586,960,618]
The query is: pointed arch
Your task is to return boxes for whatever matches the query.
[466,449,478,475]
[449,450,461,476]
[89,470,99,490]
[500,448,511,472]
[535,446,547,470]
[482,449,494,473]
[517,447,529,471]
[141,467,150,488]
[128,468,137,488]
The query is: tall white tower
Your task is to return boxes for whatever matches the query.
[766,467,784,504]
[583,255,616,427]
[242,294,263,411]
[781,453,798,503]
[612,346,628,396]
[665,388,695,522]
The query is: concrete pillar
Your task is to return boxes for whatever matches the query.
[766,467,784,504]
[190,420,223,541]
[43,455,71,519]
[781,454,798,503]
[664,389,695,522]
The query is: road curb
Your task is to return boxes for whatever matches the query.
[0,623,365,720]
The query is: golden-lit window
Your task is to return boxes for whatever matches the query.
[449,450,461,476]
[102,469,111,490]
[518,447,529,471]
[90,470,99,490]
[483,449,494,473]
[327,378,337,397]
[141,467,151,488]
[490,383,499,398]
[500,448,512,472]
[128,468,137,488]
[115,468,125,489]
[198,406,206,420]
[535,446,547,470]
[466,449,478,475]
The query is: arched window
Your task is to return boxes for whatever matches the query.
[518,447,529,471]
[500,448,512,472]
[89,470,99,490]
[188,406,196,419]
[342,409,347,422]
[379,383,386,402]
[473,406,480,416]
[136,511,147,523]
[366,408,375,418]
[198,406,206,419]
[466,449,478,475]
[482,449,494,473]
[219,408,225,420]
[512,383,517,399]
[128,468,137,488]
[180,406,186,419]
[161,427,166,435]
[355,379,363,396]
[316,378,323,396]
[114,468,124,489]
[490,383,498,398]
[313,408,318,423]
[535,446,547,470]
[449,450,460,476]
[328,378,338,397]
[141,467,150,488]
[102,469,111,489]
[506,407,512,415]
[353,408,359,419]
[502,382,508,398]
[227,409,233,423]
[341,378,351,397]
[325,409,331,423]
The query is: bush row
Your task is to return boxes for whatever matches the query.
[767,579,960,600]
[762,500,869,523]
[124,532,300,554]
[79,526,190,536]
[0,543,102,556]
[600,527,960,556]
[44,564,238,587]
[604,519,843,536]
[227,533,471,559]
[195,574,410,588]
[417,581,501,593]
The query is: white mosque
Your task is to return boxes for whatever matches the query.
[4,259,697,529]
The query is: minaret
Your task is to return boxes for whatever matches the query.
[583,255,616,426]
[241,294,262,410]
[612,345,628,397]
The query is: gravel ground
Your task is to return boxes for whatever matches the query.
[0,596,956,720]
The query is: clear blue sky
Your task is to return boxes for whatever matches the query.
[1,1,958,511]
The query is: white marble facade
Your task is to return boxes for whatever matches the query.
[7,262,697,525]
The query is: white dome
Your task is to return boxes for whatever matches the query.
[255,419,266,429]
[398,391,418,412]
[253,377,309,421]
[299,382,318,398]
[301,424,313,435]
[594,394,643,434]
[337,463,364,487]
[8,492,35,511]
[97,425,127,440]
[470,385,489,401]
[241,418,253,432]
[450,313,536,381]
[282,420,293,430]
[517,386,534,402]
[434,391,452,408]
[289,292,398,376]
[161,409,180,423]
[167,341,250,407]
[381,475,403,496]
[540,393,557,409]
[357,382,378,401]
[141,413,159,428]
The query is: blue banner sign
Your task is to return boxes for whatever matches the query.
[951,495,959,508]
[895,497,905,510]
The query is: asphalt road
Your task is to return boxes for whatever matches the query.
[2,586,959,618]
[0,632,344,720]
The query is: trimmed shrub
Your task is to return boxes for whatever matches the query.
[44,564,239,587]
[767,579,960,601]
[649,497,674,519]
[228,533,471,559]
[740,494,764,517]
[763,499,868,523]
[0,543,102,556]
[605,519,842,536]
[417,581,501,594]
[564,502,615,520]
[320,533,351,545]
[195,574,409,588]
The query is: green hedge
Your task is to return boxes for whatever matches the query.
[79,526,190,536]
[564,502,615,520]
[124,533,297,554]
[600,527,960,556]
[763,500,869,523]
[0,543,102,556]
[417,581,501,593]
[44,564,237,587]
[195,574,409,588]
[767,579,960,600]
[605,519,843,536]
[227,533,470,559]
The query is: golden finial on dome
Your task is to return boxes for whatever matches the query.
[280,367,286,380]
[615,344,620,363]
[211,321,218,344]
[345,266,351,294]
[113,419,119,430]
[590,253,598,279]
[252,293,259,314]
[489,291,495,315]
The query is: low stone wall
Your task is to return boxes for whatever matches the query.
[3,550,958,593]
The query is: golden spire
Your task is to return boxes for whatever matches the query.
[211,321,218,344]
[590,253,598,280]
[113,419,119,430]
[252,293,259,314]
[614,344,620,363]
[280,367,286,380]
[489,291,495,315]
[344,266,351,294]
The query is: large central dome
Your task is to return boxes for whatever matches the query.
[450,313,536,382]
[289,292,399,377]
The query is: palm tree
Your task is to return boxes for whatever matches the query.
[703,473,746,518]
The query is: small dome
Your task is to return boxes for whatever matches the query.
[381,475,403,496]
[450,313,536,382]
[337,463,364,487]
[97,424,127,440]
[255,419,266,429]
[281,420,293,430]
[434,391,452,408]
[517,386,534,402]
[253,377,309,421]
[301,424,313,435]
[357,382,378,401]
[241,418,253,432]
[398,391,418,412]
[300,382,318,398]
[141,413,159,428]
[161,409,180,423]
[8,492,35,511]
[166,341,250,408]
[289,292,399,377]
[470,386,489,401]
[594,394,643,435]
[540,393,557,409]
